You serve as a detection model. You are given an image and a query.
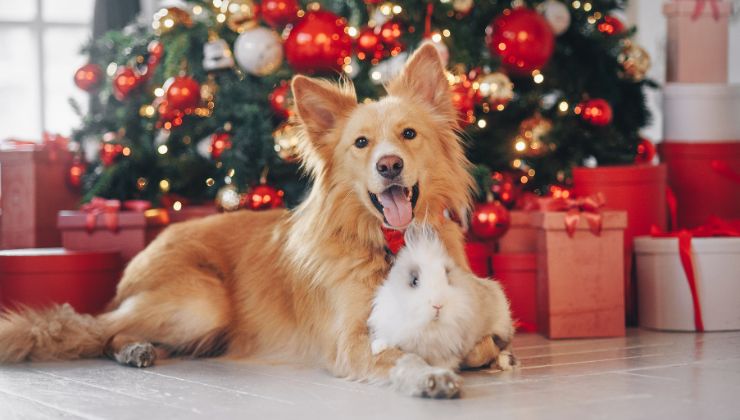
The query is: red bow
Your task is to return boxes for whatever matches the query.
[692,0,721,20]
[381,226,406,255]
[540,193,606,237]
[1,133,69,161]
[651,217,740,332]
[81,197,153,233]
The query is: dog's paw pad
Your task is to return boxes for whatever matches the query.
[418,369,462,399]
[116,342,157,368]
[496,350,520,371]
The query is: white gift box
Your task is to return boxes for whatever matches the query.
[635,236,740,331]
[663,83,740,142]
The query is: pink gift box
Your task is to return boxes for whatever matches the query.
[663,0,731,83]
[498,210,537,253]
[0,146,79,249]
[167,204,218,223]
[534,211,627,339]
[58,209,169,262]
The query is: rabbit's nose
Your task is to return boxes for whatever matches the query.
[432,304,443,310]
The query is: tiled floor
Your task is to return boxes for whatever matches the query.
[1,329,739,419]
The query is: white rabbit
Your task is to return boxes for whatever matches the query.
[368,224,518,371]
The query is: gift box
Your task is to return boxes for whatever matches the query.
[0,142,79,249]
[167,204,218,223]
[663,84,740,142]
[492,253,537,332]
[635,229,740,331]
[0,248,122,314]
[58,205,169,262]
[497,211,537,253]
[534,211,627,339]
[465,241,492,277]
[663,0,731,83]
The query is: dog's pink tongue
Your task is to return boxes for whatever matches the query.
[378,187,412,228]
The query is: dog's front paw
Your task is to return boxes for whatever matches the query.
[115,342,157,368]
[390,354,462,399]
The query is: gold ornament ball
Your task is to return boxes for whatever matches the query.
[618,41,651,82]
[216,184,242,212]
[273,122,301,162]
[152,7,193,35]
[475,72,514,106]
[517,115,553,157]
[221,0,258,33]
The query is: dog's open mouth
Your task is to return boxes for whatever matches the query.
[369,183,420,229]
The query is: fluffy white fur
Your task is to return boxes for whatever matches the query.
[368,224,518,371]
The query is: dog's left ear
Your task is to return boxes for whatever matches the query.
[292,76,357,151]
[386,43,455,122]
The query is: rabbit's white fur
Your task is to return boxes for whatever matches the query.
[368,224,516,370]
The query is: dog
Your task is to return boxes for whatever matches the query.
[0,44,513,398]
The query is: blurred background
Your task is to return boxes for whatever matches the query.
[0,0,738,142]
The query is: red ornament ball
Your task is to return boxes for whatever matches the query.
[268,81,293,119]
[112,67,140,101]
[284,10,352,73]
[67,158,87,189]
[635,138,656,164]
[261,0,299,27]
[576,98,613,126]
[597,15,625,36]
[356,26,383,60]
[450,81,475,128]
[210,132,232,159]
[147,40,164,68]
[74,63,103,92]
[471,201,511,240]
[100,142,125,166]
[377,20,404,45]
[490,171,522,209]
[157,100,184,129]
[485,7,555,75]
[244,183,285,210]
[164,76,201,112]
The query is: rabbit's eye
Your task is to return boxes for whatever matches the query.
[409,271,419,288]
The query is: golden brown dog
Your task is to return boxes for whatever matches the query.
[0,44,514,398]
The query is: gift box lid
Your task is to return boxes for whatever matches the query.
[0,248,122,273]
[532,211,628,230]
[491,253,536,272]
[635,236,740,254]
[663,0,732,16]
[57,209,169,230]
[663,84,740,142]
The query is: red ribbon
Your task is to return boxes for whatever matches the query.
[423,2,434,38]
[691,0,721,21]
[81,197,153,233]
[666,186,678,232]
[540,193,606,237]
[1,133,69,161]
[650,217,740,332]
[710,159,740,184]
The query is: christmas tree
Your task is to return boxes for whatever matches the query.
[69,0,652,210]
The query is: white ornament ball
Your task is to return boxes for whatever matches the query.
[233,26,283,76]
[540,0,571,36]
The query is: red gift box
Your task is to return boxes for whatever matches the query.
[492,253,537,332]
[0,142,79,249]
[0,248,122,314]
[661,142,740,228]
[498,211,537,253]
[534,211,627,339]
[663,0,731,83]
[465,241,492,277]
[58,207,169,262]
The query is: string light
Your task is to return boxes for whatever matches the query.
[371,71,382,81]
[533,73,544,84]
[122,147,131,156]
[206,178,215,187]
[106,63,117,76]
[442,29,451,37]
[216,13,226,23]
[431,33,442,43]
[136,177,148,190]
[227,168,235,177]
[583,2,592,12]
[558,101,569,112]
[520,175,529,184]
[477,119,487,128]
[159,179,170,192]
[515,140,527,152]
[512,159,522,168]
[572,0,581,9]
[192,5,203,15]
[392,5,402,14]
[173,201,183,211]
[154,88,165,97]
[157,145,168,154]
[496,104,505,111]
[347,26,358,37]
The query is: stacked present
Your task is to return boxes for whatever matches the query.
[0,137,217,314]
[630,0,740,332]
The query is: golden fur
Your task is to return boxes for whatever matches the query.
[0,45,508,391]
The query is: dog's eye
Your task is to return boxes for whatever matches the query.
[409,271,419,288]
[354,136,368,149]
[402,128,416,140]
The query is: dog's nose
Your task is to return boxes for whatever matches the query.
[376,155,404,179]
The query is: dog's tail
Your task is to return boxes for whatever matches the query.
[0,304,107,363]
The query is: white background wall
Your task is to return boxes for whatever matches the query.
[626,0,740,142]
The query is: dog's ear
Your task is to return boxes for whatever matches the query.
[291,76,357,149]
[386,43,454,121]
